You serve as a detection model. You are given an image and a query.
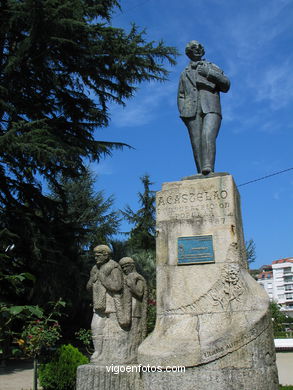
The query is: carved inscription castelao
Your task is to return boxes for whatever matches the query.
[157,190,228,207]
[157,189,232,222]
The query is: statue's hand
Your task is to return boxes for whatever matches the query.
[126,274,135,288]
[90,266,99,282]
[198,65,208,77]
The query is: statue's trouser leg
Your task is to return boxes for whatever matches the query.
[91,312,106,360]
[201,113,221,174]
[183,115,203,173]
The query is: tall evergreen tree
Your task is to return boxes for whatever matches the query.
[0,0,177,309]
[121,174,157,293]
[245,238,256,267]
[122,174,156,251]
[49,169,119,252]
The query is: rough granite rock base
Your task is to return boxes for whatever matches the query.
[138,174,279,389]
[76,364,143,390]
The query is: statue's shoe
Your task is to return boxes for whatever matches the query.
[201,167,212,175]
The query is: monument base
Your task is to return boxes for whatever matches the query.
[138,174,279,389]
[141,325,278,389]
[76,364,143,390]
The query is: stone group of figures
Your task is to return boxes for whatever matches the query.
[86,245,147,364]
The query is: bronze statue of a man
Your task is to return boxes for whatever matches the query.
[178,40,230,175]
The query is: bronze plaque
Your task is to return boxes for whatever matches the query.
[178,235,215,265]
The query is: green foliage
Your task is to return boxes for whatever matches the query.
[147,297,156,335]
[0,303,42,358]
[21,320,61,357]
[0,0,177,336]
[131,249,156,290]
[110,239,129,261]
[49,169,120,251]
[120,175,156,291]
[270,302,288,334]
[122,174,156,251]
[75,328,93,354]
[20,299,65,358]
[1,169,120,344]
[0,268,42,360]
[274,331,293,338]
[39,344,89,390]
[280,386,293,389]
[245,238,256,266]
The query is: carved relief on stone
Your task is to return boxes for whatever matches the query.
[158,242,244,314]
[210,264,244,309]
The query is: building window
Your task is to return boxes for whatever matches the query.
[284,276,293,282]
[285,285,293,291]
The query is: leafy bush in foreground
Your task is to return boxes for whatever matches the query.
[39,344,88,390]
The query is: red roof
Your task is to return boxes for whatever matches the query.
[272,258,293,264]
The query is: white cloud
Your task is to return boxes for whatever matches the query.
[254,61,293,110]
[111,80,177,128]
[224,0,291,61]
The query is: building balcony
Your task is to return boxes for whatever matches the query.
[283,270,293,275]
[285,287,293,292]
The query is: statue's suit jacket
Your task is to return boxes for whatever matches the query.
[177,60,230,118]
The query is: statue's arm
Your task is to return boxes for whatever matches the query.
[100,266,123,293]
[127,274,145,299]
[177,75,185,113]
[206,65,230,93]
[86,265,98,291]
[198,63,230,93]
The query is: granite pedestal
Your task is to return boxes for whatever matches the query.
[138,174,279,389]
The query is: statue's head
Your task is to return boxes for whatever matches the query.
[119,257,136,275]
[185,40,205,61]
[93,244,112,266]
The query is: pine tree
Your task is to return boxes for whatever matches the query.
[0,0,177,311]
[122,174,156,252]
[49,168,120,254]
[245,239,256,267]
[0,0,177,206]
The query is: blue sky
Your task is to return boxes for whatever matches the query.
[92,0,293,269]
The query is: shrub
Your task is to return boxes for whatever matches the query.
[147,299,156,334]
[39,344,89,390]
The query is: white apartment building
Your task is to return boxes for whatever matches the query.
[257,258,293,318]
[272,258,293,316]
